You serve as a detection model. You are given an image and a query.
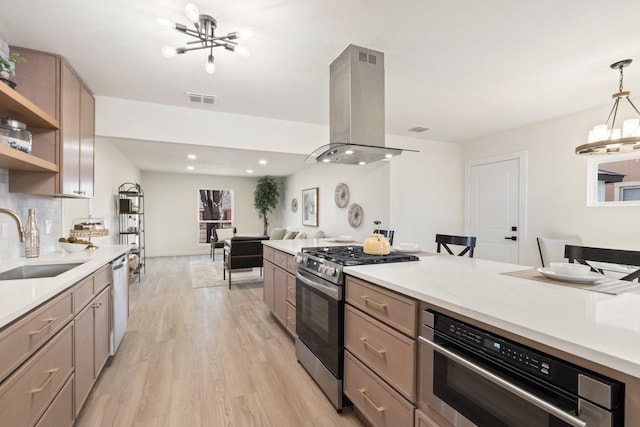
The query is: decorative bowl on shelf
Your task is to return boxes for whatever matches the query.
[59,242,89,252]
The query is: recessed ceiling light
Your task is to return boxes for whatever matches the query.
[409,126,431,133]
[187,154,197,159]
[187,165,194,170]
[247,169,254,173]
[385,153,393,158]
[345,150,354,155]
[259,159,267,165]
[358,161,366,166]
[322,159,331,163]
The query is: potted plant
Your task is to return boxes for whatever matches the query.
[254,176,280,236]
[0,52,25,89]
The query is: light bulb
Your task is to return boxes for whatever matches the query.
[184,3,200,22]
[235,46,250,58]
[162,46,177,58]
[205,55,215,74]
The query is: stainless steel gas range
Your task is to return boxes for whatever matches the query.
[294,245,419,412]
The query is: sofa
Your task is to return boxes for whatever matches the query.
[223,235,270,288]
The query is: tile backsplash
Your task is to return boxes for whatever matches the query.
[0,169,63,262]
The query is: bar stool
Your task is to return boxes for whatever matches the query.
[435,234,477,258]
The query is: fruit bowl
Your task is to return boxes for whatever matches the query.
[59,242,89,253]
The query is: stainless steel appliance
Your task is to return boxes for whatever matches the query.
[295,245,418,412]
[418,309,624,427]
[110,254,129,355]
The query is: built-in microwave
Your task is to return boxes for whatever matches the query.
[418,310,624,427]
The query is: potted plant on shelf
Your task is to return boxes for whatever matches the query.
[254,176,280,237]
[0,52,25,89]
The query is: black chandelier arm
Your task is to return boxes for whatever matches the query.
[605,97,620,127]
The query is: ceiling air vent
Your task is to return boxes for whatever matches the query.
[186,92,217,105]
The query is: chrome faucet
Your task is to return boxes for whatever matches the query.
[0,209,25,242]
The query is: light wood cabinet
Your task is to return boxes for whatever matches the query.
[344,275,418,427]
[0,323,73,427]
[0,261,114,426]
[415,408,443,427]
[263,247,297,336]
[74,285,110,415]
[8,46,95,197]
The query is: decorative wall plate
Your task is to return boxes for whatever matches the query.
[348,203,363,227]
[291,198,298,212]
[334,183,350,208]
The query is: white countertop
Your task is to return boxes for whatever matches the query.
[344,254,640,378]
[263,238,351,255]
[0,245,131,329]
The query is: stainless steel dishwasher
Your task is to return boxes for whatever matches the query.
[110,254,129,355]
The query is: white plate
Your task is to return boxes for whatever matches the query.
[393,247,423,254]
[537,267,604,284]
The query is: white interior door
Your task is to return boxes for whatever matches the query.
[466,154,525,264]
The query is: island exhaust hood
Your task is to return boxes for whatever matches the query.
[307,44,415,165]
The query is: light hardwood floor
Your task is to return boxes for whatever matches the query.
[76,255,365,427]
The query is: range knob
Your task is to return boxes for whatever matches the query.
[318,264,327,274]
[326,267,337,277]
[295,255,307,264]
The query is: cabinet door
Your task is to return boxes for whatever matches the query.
[78,83,94,197]
[74,302,93,416]
[93,287,110,377]
[263,262,275,311]
[60,62,81,196]
[273,267,288,324]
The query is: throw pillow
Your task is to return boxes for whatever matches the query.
[294,232,307,239]
[269,227,287,240]
[216,228,235,241]
[283,231,299,240]
[311,230,325,238]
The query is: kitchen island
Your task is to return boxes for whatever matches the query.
[264,238,640,424]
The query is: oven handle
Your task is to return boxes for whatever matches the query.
[296,271,340,300]
[419,336,587,427]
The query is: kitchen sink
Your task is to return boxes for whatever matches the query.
[0,263,84,280]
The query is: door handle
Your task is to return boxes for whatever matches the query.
[504,236,517,241]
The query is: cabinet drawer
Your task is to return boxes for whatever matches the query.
[0,290,73,383]
[415,408,452,427]
[286,273,296,305]
[346,276,418,337]
[73,275,94,314]
[344,351,414,427]
[35,374,74,427]
[273,250,288,270]
[286,302,296,336]
[345,305,416,401]
[263,246,275,262]
[286,256,296,274]
[0,323,74,427]
[93,265,110,293]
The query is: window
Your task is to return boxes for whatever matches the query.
[198,189,233,243]
[588,152,640,206]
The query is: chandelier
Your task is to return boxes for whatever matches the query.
[576,59,640,155]
[160,3,250,74]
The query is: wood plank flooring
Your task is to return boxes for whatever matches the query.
[75,255,364,427]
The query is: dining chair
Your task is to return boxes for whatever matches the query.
[564,245,640,281]
[435,234,477,258]
[374,229,395,246]
[536,236,582,267]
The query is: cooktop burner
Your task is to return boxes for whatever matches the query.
[301,245,419,266]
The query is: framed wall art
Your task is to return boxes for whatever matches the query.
[302,187,319,226]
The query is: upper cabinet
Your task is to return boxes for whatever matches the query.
[6,47,95,197]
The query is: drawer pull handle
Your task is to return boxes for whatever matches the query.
[360,337,386,356]
[29,317,58,335]
[92,301,103,308]
[358,388,385,413]
[30,368,60,394]
[361,296,388,311]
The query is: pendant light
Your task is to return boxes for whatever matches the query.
[576,59,640,155]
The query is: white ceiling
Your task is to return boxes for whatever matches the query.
[2,0,640,176]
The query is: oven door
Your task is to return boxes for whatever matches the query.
[296,268,344,377]
[418,334,589,427]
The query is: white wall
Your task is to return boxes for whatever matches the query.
[463,104,640,267]
[142,171,280,257]
[390,136,464,251]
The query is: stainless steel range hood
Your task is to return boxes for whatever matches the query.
[307,44,413,165]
